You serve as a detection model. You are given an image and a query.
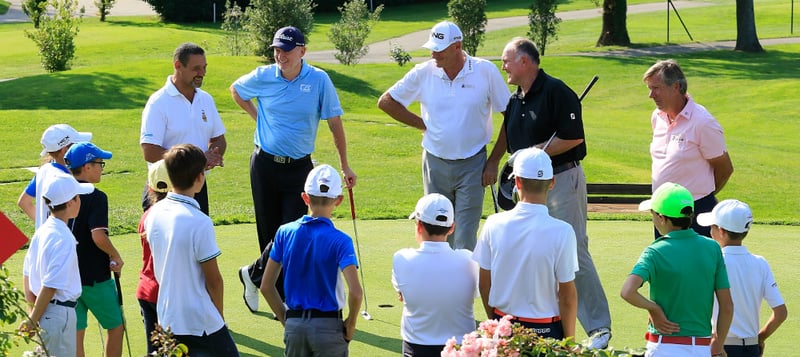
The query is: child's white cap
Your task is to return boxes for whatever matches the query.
[305,164,342,198]
[697,199,753,233]
[42,173,94,208]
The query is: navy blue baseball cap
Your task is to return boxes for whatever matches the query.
[270,26,305,51]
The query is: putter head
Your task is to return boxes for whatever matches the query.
[361,310,372,321]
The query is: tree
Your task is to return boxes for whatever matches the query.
[94,0,116,22]
[734,0,763,52]
[447,0,487,56]
[221,0,249,56]
[25,0,83,72]
[21,0,47,28]
[244,0,315,61]
[527,0,560,56]
[143,0,229,22]
[596,0,630,46]
[328,0,383,65]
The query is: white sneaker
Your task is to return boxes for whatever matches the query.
[239,266,259,312]
[587,328,611,349]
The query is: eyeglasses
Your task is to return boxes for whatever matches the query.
[90,161,106,168]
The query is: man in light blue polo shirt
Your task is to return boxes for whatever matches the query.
[230,26,357,313]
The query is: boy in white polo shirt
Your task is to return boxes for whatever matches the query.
[20,172,94,357]
[698,199,787,357]
[393,193,478,356]
[145,144,238,356]
[473,147,578,340]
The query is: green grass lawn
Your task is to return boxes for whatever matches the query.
[2,220,798,356]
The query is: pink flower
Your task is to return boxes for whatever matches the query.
[479,319,499,336]
[496,319,513,338]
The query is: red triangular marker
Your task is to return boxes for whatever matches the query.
[0,211,28,265]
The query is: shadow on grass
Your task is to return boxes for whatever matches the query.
[316,65,384,99]
[0,72,150,110]
[587,48,800,80]
[354,322,403,354]
[229,328,284,356]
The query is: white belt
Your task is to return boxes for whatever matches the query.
[724,336,759,346]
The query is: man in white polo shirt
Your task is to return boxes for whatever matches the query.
[378,21,510,251]
[473,147,578,340]
[393,193,478,356]
[140,42,226,215]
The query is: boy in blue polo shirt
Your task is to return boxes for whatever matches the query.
[260,164,363,356]
[65,142,125,357]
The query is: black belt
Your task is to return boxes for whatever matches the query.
[553,161,580,175]
[50,299,77,308]
[256,146,310,165]
[285,309,342,319]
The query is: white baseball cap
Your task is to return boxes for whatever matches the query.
[408,193,454,227]
[421,21,463,52]
[697,199,754,233]
[510,147,553,180]
[42,172,94,208]
[305,164,342,198]
[40,124,92,157]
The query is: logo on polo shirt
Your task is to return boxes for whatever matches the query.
[570,113,576,120]
[300,84,311,93]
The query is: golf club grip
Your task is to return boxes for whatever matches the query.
[114,272,123,306]
[578,75,599,102]
[348,188,356,220]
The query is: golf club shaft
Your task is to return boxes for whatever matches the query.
[489,184,499,213]
[347,188,369,314]
[114,272,133,357]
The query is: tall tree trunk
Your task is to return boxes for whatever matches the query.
[735,0,763,52]
[597,0,630,46]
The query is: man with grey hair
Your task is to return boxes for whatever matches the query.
[378,21,510,251]
[643,59,733,238]
[485,37,612,349]
[140,42,227,215]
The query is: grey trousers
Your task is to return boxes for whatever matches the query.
[284,317,348,357]
[421,149,486,251]
[40,303,77,357]
[547,166,612,334]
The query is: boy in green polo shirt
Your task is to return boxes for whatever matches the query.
[620,182,733,357]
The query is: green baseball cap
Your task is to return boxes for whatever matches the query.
[638,182,694,218]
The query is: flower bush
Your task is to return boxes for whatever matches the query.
[442,314,644,357]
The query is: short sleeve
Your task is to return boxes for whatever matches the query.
[140,97,166,146]
[87,191,109,231]
[232,67,265,101]
[760,257,785,308]
[387,64,425,108]
[318,72,344,120]
[554,226,578,283]
[486,64,511,113]
[194,219,221,263]
[697,118,726,160]
[630,248,655,283]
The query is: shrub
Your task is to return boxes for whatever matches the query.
[447,0,486,56]
[93,0,115,22]
[21,0,47,28]
[244,0,315,61]
[528,0,561,56]
[389,41,412,66]
[25,0,83,73]
[328,0,383,65]
[221,0,249,56]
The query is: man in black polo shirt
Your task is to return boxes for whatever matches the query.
[483,37,612,349]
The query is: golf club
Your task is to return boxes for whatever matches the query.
[489,184,499,213]
[347,187,372,321]
[113,270,133,357]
